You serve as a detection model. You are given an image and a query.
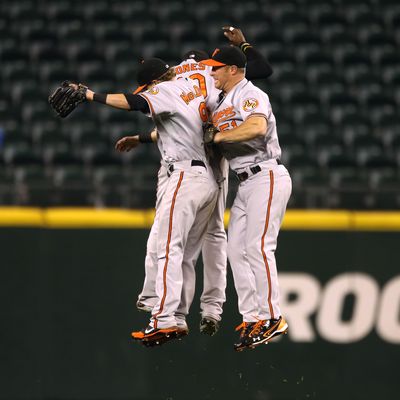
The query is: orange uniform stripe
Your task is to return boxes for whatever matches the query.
[153,171,184,328]
[261,170,275,319]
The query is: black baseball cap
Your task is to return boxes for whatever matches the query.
[181,49,209,62]
[134,58,170,94]
[201,46,246,68]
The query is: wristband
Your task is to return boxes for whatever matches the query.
[93,93,107,104]
[138,132,153,143]
[239,42,252,52]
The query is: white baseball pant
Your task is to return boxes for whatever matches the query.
[138,161,228,321]
[150,161,218,328]
[227,161,292,322]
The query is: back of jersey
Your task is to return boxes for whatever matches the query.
[175,59,220,113]
[139,78,209,164]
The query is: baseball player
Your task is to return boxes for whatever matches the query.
[120,27,274,337]
[73,58,219,345]
[201,46,292,351]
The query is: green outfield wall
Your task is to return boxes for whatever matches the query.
[0,210,399,400]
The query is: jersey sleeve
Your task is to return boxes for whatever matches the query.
[139,83,175,117]
[237,89,271,122]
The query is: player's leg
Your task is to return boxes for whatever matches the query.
[175,191,217,332]
[227,188,258,322]
[227,189,261,350]
[137,164,168,311]
[136,214,159,311]
[245,166,291,320]
[242,166,292,347]
[199,163,228,334]
[150,168,218,329]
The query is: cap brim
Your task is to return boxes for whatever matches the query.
[200,59,226,67]
[133,84,147,94]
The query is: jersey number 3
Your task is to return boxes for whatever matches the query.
[190,73,208,122]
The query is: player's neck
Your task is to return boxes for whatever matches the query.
[224,76,245,94]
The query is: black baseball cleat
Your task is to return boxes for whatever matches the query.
[247,317,289,348]
[136,300,153,313]
[132,325,187,347]
[233,322,257,352]
[131,325,178,341]
[142,326,189,348]
[200,316,220,336]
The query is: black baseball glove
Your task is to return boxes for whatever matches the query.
[203,122,219,144]
[48,80,88,118]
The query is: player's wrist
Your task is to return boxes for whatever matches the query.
[239,42,252,52]
[93,92,106,103]
[213,132,222,143]
[139,132,153,143]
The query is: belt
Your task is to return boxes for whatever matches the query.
[236,159,281,182]
[167,159,206,176]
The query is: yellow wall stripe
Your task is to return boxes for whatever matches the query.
[0,207,400,231]
[0,207,44,227]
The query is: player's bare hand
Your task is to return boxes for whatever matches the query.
[115,135,140,152]
[222,26,246,46]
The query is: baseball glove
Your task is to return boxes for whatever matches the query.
[48,81,88,118]
[203,122,219,144]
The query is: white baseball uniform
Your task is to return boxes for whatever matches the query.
[138,59,229,322]
[138,78,219,328]
[211,78,292,322]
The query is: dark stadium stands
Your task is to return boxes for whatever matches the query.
[0,0,400,209]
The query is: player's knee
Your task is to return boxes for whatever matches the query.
[227,239,243,262]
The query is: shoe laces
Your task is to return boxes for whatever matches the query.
[235,322,251,337]
[249,319,267,337]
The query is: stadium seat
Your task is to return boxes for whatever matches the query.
[0,168,15,204]
[371,173,400,210]
[53,166,93,206]
[302,113,333,143]
[253,30,285,54]
[276,71,307,101]
[13,165,54,207]
[302,51,334,81]
[317,12,347,41]
[313,71,347,102]
[364,93,396,124]
[329,168,371,209]
[377,51,400,80]
[327,93,359,123]
[289,92,320,122]
[328,32,358,63]
[339,113,371,144]
[292,168,329,208]
[351,72,383,100]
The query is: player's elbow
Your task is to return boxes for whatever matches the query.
[251,118,267,137]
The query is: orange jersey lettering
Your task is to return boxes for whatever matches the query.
[175,62,206,76]
[212,106,236,125]
[180,85,203,105]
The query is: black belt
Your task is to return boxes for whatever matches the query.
[236,159,281,182]
[167,160,206,176]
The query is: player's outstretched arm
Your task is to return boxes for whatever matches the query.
[115,129,157,152]
[222,26,273,80]
[67,83,151,113]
